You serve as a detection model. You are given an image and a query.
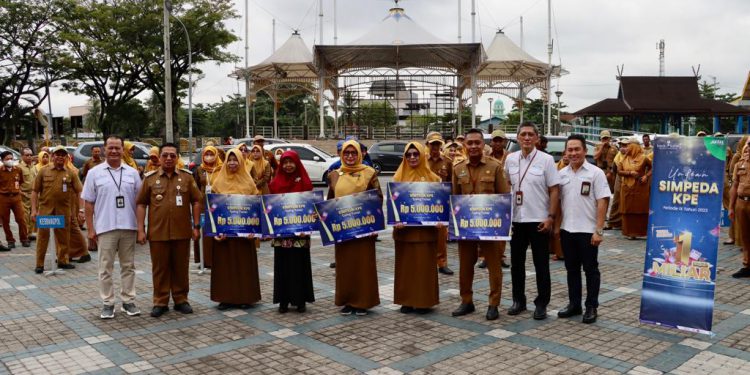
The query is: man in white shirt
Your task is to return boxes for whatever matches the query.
[557,134,610,324]
[504,122,560,320]
[82,135,143,320]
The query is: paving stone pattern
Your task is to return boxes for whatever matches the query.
[0,219,749,374]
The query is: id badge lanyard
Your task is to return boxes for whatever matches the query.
[107,167,125,208]
[515,150,537,206]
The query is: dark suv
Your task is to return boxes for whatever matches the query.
[367,141,409,173]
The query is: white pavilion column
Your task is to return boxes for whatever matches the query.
[470,73,477,129]
[318,69,326,138]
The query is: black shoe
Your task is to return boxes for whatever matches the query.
[582,307,598,324]
[7,242,15,249]
[76,254,92,263]
[557,304,583,318]
[279,304,289,313]
[150,306,169,317]
[477,259,487,269]
[340,305,353,315]
[501,260,510,268]
[486,305,499,320]
[21,241,30,248]
[34,267,43,274]
[57,263,75,269]
[400,306,414,314]
[507,301,527,316]
[217,303,232,311]
[296,303,306,313]
[329,262,336,268]
[438,266,454,275]
[731,268,750,278]
[0,244,9,252]
[533,305,547,320]
[415,308,431,315]
[29,234,36,241]
[451,303,475,317]
[355,308,368,316]
[174,302,193,314]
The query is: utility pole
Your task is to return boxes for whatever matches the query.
[333,0,338,45]
[520,16,524,50]
[657,39,665,77]
[471,0,476,42]
[272,19,276,51]
[163,0,173,142]
[546,0,553,135]
[457,0,461,43]
[319,0,323,43]
[244,0,250,137]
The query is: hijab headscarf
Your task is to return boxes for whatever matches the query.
[334,140,376,197]
[444,141,466,165]
[247,144,269,177]
[200,146,223,174]
[145,146,160,173]
[622,143,647,187]
[268,150,313,194]
[210,148,258,195]
[393,142,441,183]
[123,141,139,170]
[36,151,50,171]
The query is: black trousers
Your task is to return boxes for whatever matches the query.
[560,230,600,308]
[510,222,551,307]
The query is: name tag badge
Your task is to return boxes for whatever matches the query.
[62,183,67,193]
[116,195,125,208]
[176,195,183,206]
[515,191,524,206]
[581,181,591,196]
[205,185,212,194]
[15,181,19,190]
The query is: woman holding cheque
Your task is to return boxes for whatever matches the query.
[210,148,262,310]
[327,140,382,316]
[392,142,441,314]
[268,150,316,313]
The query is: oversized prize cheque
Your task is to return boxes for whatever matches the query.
[449,194,513,241]
[314,189,385,246]
[387,182,451,225]
[204,193,263,237]
[261,191,324,237]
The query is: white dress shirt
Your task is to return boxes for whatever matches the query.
[81,161,142,235]
[559,161,612,234]
[505,149,560,223]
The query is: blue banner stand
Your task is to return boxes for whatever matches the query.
[36,215,66,277]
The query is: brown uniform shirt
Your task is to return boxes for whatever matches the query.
[81,158,104,179]
[19,161,36,193]
[594,143,618,171]
[733,160,750,197]
[0,166,23,194]
[33,166,82,215]
[137,168,201,241]
[427,154,453,182]
[452,155,510,195]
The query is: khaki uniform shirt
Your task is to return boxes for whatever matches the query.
[19,161,36,194]
[136,168,201,241]
[452,155,510,195]
[594,143,618,171]
[82,158,104,179]
[0,166,23,194]
[427,154,452,182]
[733,160,750,197]
[33,165,82,216]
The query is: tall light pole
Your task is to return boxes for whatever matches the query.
[487,97,493,132]
[303,98,308,129]
[555,90,562,135]
[244,0,250,138]
[172,16,192,158]
[163,0,173,142]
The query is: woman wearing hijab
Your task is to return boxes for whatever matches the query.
[268,150,316,313]
[327,140,382,316]
[145,147,160,173]
[249,145,272,194]
[123,141,140,171]
[36,151,50,172]
[392,142,441,314]
[444,142,466,165]
[192,146,223,267]
[618,141,652,239]
[210,148,262,310]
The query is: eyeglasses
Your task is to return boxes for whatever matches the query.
[342,151,358,157]
[405,152,420,159]
[161,153,178,159]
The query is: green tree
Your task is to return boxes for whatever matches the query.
[356,101,396,130]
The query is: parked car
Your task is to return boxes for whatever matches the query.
[233,137,289,147]
[72,141,151,169]
[488,134,596,164]
[0,145,21,166]
[367,141,409,173]
[264,143,336,184]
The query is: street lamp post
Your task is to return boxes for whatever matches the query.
[303,98,308,129]
[163,0,173,142]
[487,97,493,133]
[172,16,193,159]
[554,90,562,135]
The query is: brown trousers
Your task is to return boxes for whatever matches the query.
[149,240,191,306]
[736,200,750,268]
[68,216,90,259]
[21,192,35,235]
[607,174,622,228]
[35,225,70,267]
[436,226,449,268]
[458,240,504,306]
[0,194,27,243]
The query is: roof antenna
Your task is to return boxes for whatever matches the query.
[692,64,701,80]
[616,64,624,80]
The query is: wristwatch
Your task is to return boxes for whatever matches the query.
[595,229,604,236]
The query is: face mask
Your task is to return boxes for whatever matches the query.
[204,155,216,163]
[3,160,13,168]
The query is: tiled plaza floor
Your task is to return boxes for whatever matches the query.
[1,220,749,374]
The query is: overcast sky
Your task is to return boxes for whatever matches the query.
[48,0,750,120]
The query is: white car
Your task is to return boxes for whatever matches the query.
[264,143,336,184]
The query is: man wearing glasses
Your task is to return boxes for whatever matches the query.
[137,143,202,318]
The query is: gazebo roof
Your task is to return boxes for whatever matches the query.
[243,32,317,81]
[477,31,552,79]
